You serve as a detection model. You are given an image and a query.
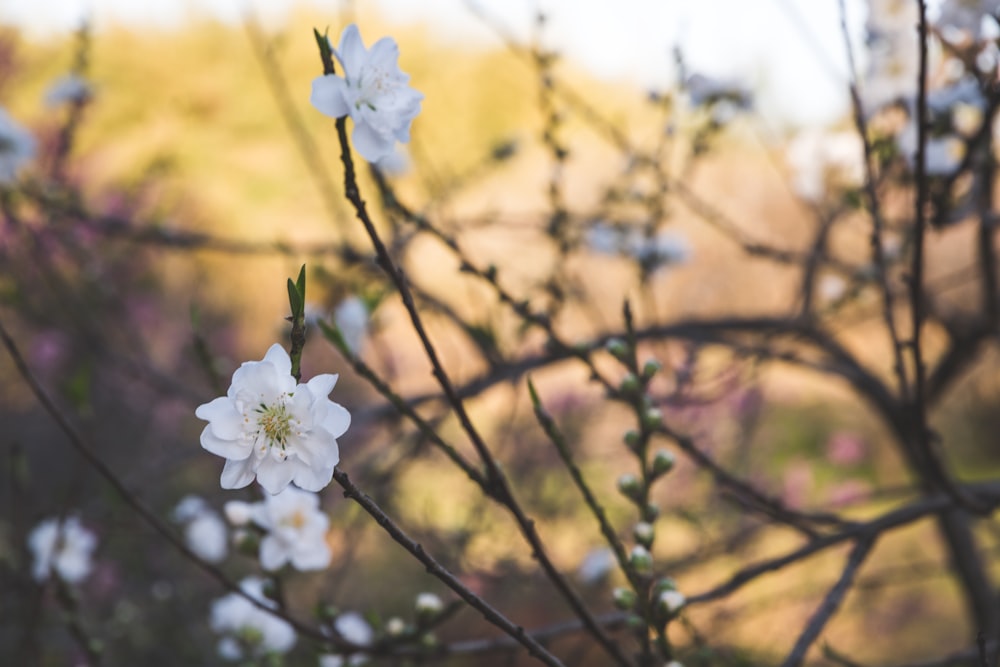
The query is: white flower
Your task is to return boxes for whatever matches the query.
[786,129,864,202]
[249,486,332,571]
[28,516,96,584]
[173,496,228,563]
[311,24,424,162]
[334,611,374,646]
[577,547,616,584]
[385,617,406,636]
[195,344,351,494]
[896,122,965,175]
[659,589,686,614]
[210,577,296,659]
[319,655,368,667]
[665,661,685,667]
[684,73,752,111]
[936,0,1000,41]
[0,108,35,185]
[187,512,229,563]
[415,592,443,615]
[863,0,920,114]
[334,296,369,355]
[44,74,92,107]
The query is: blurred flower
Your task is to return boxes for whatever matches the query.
[334,296,369,355]
[896,121,965,175]
[0,108,35,184]
[195,344,351,494]
[210,576,296,660]
[782,460,814,509]
[173,496,228,564]
[334,611,374,646]
[415,592,443,616]
[826,479,873,506]
[248,486,331,571]
[684,73,753,112]
[819,275,848,303]
[375,146,410,174]
[577,546,615,584]
[586,222,690,273]
[936,0,1000,41]
[785,129,864,202]
[863,0,919,113]
[311,24,424,162]
[223,500,253,526]
[28,516,96,584]
[319,655,368,667]
[826,432,867,466]
[44,74,92,107]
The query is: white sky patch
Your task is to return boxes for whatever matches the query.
[0,0,874,126]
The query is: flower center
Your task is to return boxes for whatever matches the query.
[353,66,394,111]
[255,402,292,450]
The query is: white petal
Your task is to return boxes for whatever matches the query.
[195,397,244,440]
[291,541,332,571]
[199,426,250,460]
[305,373,338,399]
[321,402,351,439]
[352,121,394,162]
[311,75,349,118]
[256,459,296,495]
[337,24,367,72]
[220,457,257,489]
[259,535,288,571]
[291,459,336,492]
[262,344,292,378]
[368,36,400,69]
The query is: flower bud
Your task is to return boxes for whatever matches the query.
[605,337,630,360]
[623,429,642,452]
[641,359,662,380]
[385,617,406,637]
[653,577,678,596]
[658,589,686,615]
[415,592,444,617]
[642,407,663,431]
[633,522,655,548]
[223,500,253,527]
[651,449,675,477]
[629,545,653,574]
[643,503,660,522]
[613,586,637,610]
[617,473,642,501]
[619,373,641,395]
[665,661,685,667]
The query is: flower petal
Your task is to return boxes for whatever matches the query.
[310,75,349,118]
[352,121,394,162]
[321,402,351,439]
[262,344,292,378]
[256,459,296,495]
[368,37,400,70]
[259,535,288,571]
[200,426,251,460]
[195,397,245,440]
[337,24,367,74]
[305,373,338,399]
[291,459,335,492]
[220,457,257,489]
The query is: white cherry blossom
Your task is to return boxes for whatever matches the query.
[210,577,296,660]
[248,486,332,571]
[28,516,96,584]
[0,108,35,185]
[196,344,350,494]
[311,24,424,162]
[173,496,228,563]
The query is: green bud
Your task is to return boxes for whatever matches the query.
[651,449,675,477]
[623,429,642,452]
[630,545,653,574]
[633,521,655,548]
[658,589,686,615]
[606,337,629,360]
[619,372,641,395]
[641,358,662,379]
[617,473,642,500]
[653,577,678,596]
[642,407,663,431]
[613,586,637,610]
[643,502,660,522]
[625,613,646,631]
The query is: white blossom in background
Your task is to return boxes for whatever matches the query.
[375,146,410,175]
[334,296,370,355]
[334,611,374,646]
[28,516,96,584]
[195,344,351,494]
[577,546,615,584]
[785,129,864,202]
[44,74,92,107]
[223,500,253,526]
[684,73,753,111]
[173,496,228,563]
[863,0,920,114]
[311,24,424,162]
[210,577,296,660]
[936,0,1000,42]
[0,108,35,185]
[248,486,332,571]
[415,592,443,615]
[896,121,965,175]
[319,654,368,667]
[586,223,690,272]
[819,275,848,303]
